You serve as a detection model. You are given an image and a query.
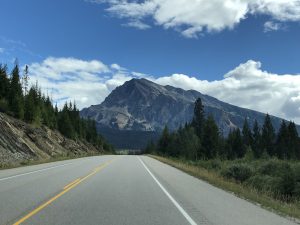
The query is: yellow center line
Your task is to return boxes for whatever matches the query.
[13,158,115,225]
[63,178,81,190]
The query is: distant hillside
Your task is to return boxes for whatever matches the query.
[81,78,300,149]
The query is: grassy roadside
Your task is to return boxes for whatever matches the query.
[149,154,300,222]
[0,152,112,170]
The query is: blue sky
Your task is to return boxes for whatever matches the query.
[1,0,300,122]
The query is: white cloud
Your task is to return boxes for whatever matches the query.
[88,0,300,37]
[155,60,300,123]
[28,57,141,109]
[264,21,283,32]
[0,48,4,53]
[28,57,300,123]
[123,20,151,30]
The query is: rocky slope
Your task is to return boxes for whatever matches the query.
[0,112,104,167]
[81,78,300,149]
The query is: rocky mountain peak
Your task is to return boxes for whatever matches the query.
[80,78,300,149]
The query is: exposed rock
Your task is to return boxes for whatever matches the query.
[81,78,300,149]
[0,112,104,166]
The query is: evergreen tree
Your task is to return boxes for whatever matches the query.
[0,64,9,112]
[287,122,300,159]
[233,129,245,158]
[242,118,253,147]
[157,126,170,155]
[252,119,262,158]
[0,64,9,99]
[261,114,276,156]
[144,140,156,154]
[58,103,75,139]
[202,115,219,159]
[225,129,244,159]
[24,87,36,123]
[8,64,24,119]
[276,121,289,159]
[22,65,29,96]
[177,126,199,160]
[192,98,205,138]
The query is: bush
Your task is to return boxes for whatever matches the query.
[199,159,222,171]
[258,160,291,177]
[257,160,296,198]
[246,174,280,192]
[221,163,253,183]
[292,164,300,198]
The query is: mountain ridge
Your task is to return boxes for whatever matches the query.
[81,78,300,149]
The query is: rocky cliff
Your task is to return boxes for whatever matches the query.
[0,112,104,167]
[81,79,300,149]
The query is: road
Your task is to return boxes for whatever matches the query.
[0,155,298,225]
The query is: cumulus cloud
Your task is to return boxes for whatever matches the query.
[28,57,300,123]
[28,57,148,109]
[88,0,300,37]
[155,60,300,123]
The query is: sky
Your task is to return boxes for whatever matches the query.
[0,0,300,122]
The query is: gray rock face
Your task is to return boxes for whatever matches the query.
[80,78,300,148]
[0,112,104,167]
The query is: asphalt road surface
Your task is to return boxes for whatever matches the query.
[0,155,298,225]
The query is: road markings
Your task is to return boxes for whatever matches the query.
[138,157,197,225]
[13,159,114,225]
[63,178,81,190]
[0,163,73,182]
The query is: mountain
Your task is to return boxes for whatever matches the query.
[80,78,300,149]
[0,112,105,167]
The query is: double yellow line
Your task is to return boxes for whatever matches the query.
[13,159,115,225]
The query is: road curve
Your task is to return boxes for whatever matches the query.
[0,155,298,225]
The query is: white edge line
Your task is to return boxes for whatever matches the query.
[0,162,73,181]
[138,157,197,225]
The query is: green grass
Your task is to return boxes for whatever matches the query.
[149,154,300,221]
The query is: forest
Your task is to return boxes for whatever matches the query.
[146,98,300,201]
[0,63,113,152]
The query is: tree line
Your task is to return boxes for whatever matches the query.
[0,63,113,152]
[145,98,300,161]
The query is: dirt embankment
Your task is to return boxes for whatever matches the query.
[0,112,104,167]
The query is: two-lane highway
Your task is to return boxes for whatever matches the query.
[0,156,298,225]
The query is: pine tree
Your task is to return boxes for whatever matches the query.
[157,126,170,155]
[177,126,200,160]
[202,115,219,159]
[24,87,36,123]
[8,64,24,119]
[0,64,9,99]
[58,103,75,139]
[252,119,262,158]
[22,65,29,96]
[287,122,300,159]
[225,130,235,159]
[192,98,205,138]
[276,120,289,159]
[242,118,253,147]
[233,129,245,158]
[261,114,276,156]
[0,64,9,112]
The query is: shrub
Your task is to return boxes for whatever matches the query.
[221,163,253,183]
[200,159,222,171]
[258,160,291,177]
[257,160,296,198]
[246,174,280,192]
